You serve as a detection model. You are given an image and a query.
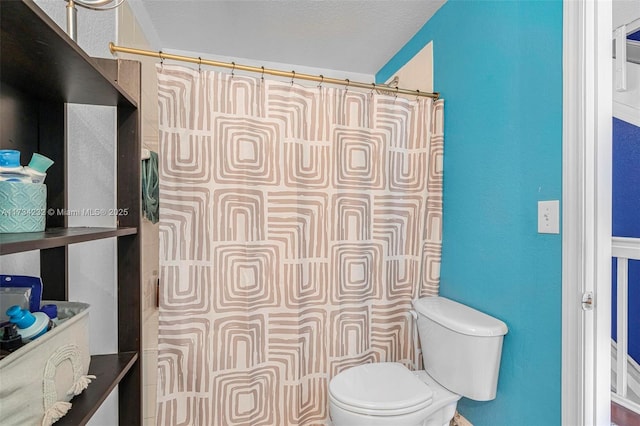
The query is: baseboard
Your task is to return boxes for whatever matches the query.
[451,411,473,426]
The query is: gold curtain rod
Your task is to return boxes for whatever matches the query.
[109,42,439,100]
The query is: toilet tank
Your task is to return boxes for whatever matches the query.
[413,296,508,401]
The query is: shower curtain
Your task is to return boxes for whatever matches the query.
[156,64,444,426]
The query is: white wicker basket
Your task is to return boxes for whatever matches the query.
[0,301,92,426]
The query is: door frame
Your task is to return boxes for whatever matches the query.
[562,1,612,425]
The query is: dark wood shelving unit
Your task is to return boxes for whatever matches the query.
[1,0,142,424]
[56,352,139,426]
[0,227,137,255]
[0,1,136,107]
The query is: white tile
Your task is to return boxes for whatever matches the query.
[143,349,159,385]
[143,383,157,420]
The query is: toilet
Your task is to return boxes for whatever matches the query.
[328,296,508,426]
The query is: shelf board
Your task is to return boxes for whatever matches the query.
[0,227,137,255]
[0,0,136,108]
[56,352,138,426]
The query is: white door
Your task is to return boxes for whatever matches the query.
[562,1,612,425]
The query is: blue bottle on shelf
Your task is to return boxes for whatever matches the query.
[6,305,51,342]
[40,304,59,325]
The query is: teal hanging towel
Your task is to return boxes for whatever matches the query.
[142,151,159,224]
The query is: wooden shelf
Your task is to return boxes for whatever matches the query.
[56,352,138,426]
[0,0,136,108]
[0,227,137,255]
[0,1,143,422]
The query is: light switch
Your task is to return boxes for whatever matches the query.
[538,200,560,234]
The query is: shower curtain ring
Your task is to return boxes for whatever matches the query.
[395,86,399,99]
[198,57,202,73]
[345,79,350,92]
[291,70,295,86]
[159,50,164,69]
[370,83,376,95]
[415,89,420,101]
[318,74,324,89]
[260,66,265,82]
[231,62,235,78]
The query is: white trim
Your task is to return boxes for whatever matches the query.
[625,17,640,36]
[613,101,640,127]
[611,339,640,413]
[611,237,640,410]
[562,1,612,425]
[617,257,629,397]
[612,340,640,398]
[612,393,640,415]
[562,3,586,423]
[615,25,628,91]
[594,0,613,423]
[612,237,640,260]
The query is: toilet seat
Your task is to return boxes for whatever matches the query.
[328,363,433,416]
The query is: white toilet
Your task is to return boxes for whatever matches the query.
[328,296,508,426]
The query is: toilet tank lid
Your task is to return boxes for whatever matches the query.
[413,297,508,337]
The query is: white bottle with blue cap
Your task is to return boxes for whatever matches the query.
[23,153,54,184]
[0,150,29,183]
[6,305,51,342]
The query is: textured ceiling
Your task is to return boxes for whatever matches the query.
[128,0,446,76]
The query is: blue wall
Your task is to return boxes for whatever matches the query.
[612,118,640,238]
[612,118,640,364]
[377,1,563,425]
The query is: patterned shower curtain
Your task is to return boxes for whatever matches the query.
[156,64,444,426]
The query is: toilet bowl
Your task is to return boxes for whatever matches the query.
[328,296,508,426]
[328,363,459,426]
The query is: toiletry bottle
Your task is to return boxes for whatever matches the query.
[40,304,59,326]
[6,305,51,342]
[23,153,54,184]
[0,150,21,171]
[0,150,29,183]
[0,324,23,354]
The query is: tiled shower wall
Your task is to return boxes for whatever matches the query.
[117,5,160,425]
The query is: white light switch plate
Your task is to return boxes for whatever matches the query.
[538,200,560,234]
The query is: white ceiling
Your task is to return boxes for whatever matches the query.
[128,1,446,76]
